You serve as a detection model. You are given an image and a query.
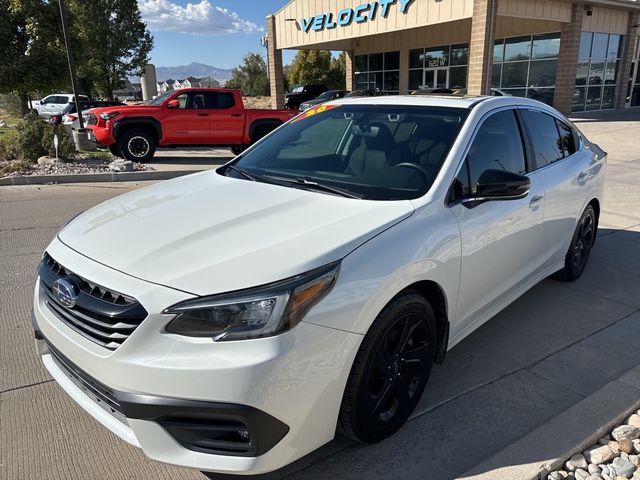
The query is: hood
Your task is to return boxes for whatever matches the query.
[90,104,157,117]
[58,171,414,295]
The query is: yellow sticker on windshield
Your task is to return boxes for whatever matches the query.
[292,103,340,122]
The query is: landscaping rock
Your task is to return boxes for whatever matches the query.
[575,469,590,480]
[549,471,569,480]
[629,415,640,429]
[634,439,640,454]
[109,159,134,172]
[630,455,640,467]
[585,445,618,464]
[37,155,59,165]
[585,475,603,480]
[567,454,589,471]
[613,426,640,455]
[612,457,637,478]
[590,465,602,474]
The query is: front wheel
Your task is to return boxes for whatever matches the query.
[338,291,436,443]
[108,145,122,158]
[118,129,156,162]
[556,205,596,282]
[230,145,247,156]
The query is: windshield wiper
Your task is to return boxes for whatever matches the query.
[226,164,257,182]
[263,175,364,199]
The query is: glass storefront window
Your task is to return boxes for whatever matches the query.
[527,88,555,105]
[355,55,367,72]
[604,61,618,85]
[591,33,608,59]
[532,34,560,60]
[586,86,603,110]
[384,51,400,70]
[409,49,423,69]
[449,66,467,89]
[384,71,400,91]
[601,86,616,109]
[491,64,502,88]
[450,44,469,66]
[528,60,557,87]
[589,61,605,85]
[579,32,593,58]
[504,36,531,62]
[607,35,621,60]
[573,87,587,112]
[408,69,422,90]
[494,40,505,63]
[576,61,589,85]
[632,87,640,108]
[500,88,527,98]
[369,53,383,71]
[502,61,528,87]
[424,46,450,68]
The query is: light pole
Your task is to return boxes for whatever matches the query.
[58,0,85,129]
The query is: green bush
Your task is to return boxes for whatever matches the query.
[10,113,75,162]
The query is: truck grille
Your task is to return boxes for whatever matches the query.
[38,252,148,350]
[47,341,127,424]
[86,114,97,125]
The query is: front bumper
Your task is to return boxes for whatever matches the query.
[33,238,363,474]
[86,125,115,146]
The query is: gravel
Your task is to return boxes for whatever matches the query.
[547,410,640,480]
[1,154,152,177]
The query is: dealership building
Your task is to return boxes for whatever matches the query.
[265,0,640,114]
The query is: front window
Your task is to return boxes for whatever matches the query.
[226,105,468,201]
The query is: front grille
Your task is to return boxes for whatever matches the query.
[86,114,97,125]
[47,341,128,424]
[39,252,148,350]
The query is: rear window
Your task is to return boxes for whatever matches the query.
[231,105,468,201]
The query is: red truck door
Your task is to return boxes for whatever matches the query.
[205,91,245,145]
[163,91,211,144]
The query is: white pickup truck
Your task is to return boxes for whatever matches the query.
[31,93,89,120]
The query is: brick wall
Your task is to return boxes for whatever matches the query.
[267,15,285,110]
[467,0,498,95]
[345,50,354,92]
[553,4,585,115]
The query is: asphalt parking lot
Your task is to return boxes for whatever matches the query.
[1,110,640,480]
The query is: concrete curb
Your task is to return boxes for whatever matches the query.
[458,365,640,480]
[0,169,201,186]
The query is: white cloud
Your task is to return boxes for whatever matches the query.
[138,0,264,36]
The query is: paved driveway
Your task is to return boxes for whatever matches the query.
[1,110,639,480]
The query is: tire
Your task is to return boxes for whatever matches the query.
[108,145,122,158]
[230,145,247,156]
[118,129,156,162]
[338,291,436,443]
[555,205,596,282]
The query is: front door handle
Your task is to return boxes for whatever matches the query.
[577,171,592,183]
[197,113,209,117]
[529,195,544,209]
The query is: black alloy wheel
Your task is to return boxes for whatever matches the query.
[339,291,436,443]
[556,204,596,282]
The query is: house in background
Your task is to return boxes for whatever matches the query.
[113,79,142,101]
[158,80,175,93]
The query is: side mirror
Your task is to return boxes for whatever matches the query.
[475,169,530,200]
[166,99,180,109]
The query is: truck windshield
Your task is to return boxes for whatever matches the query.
[230,105,469,201]
[147,91,174,106]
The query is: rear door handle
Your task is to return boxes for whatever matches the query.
[529,195,544,209]
[197,113,209,117]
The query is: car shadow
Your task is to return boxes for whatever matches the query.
[203,227,640,480]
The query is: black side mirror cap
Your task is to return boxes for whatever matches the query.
[475,169,530,200]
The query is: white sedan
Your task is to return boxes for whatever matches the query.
[33,95,605,475]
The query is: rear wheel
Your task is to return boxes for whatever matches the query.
[230,145,247,156]
[338,291,436,443]
[556,205,596,282]
[118,129,156,162]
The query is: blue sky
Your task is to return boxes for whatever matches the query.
[138,0,297,69]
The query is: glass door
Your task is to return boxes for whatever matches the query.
[422,68,449,89]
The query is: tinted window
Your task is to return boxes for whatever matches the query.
[556,120,578,157]
[232,106,468,201]
[521,110,563,167]
[207,92,235,109]
[465,110,526,193]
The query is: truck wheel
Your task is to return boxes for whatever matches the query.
[118,129,156,162]
[108,145,122,158]
[230,145,247,156]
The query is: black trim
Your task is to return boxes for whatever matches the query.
[248,119,283,141]
[32,310,44,340]
[113,117,163,141]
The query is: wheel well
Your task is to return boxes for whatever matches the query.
[401,281,449,364]
[114,118,161,142]
[588,198,600,245]
[249,119,283,141]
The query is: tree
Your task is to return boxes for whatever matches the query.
[287,50,346,89]
[0,0,69,113]
[226,53,269,97]
[67,0,153,99]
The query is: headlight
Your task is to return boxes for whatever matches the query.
[100,111,119,121]
[164,262,340,341]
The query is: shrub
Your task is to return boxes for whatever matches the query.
[10,113,75,162]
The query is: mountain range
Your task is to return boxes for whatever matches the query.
[131,62,233,82]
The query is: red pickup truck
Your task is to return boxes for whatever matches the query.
[86,88,296,162]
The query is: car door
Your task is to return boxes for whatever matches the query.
[449,108,548,335]
[206,91,244,145]
[162,92,211,144]
[519,108,603,265]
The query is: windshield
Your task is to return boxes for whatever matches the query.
[147,91,174,106]
[289,86,303,94]
[316,91,333,100]
[230,105,468,201]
